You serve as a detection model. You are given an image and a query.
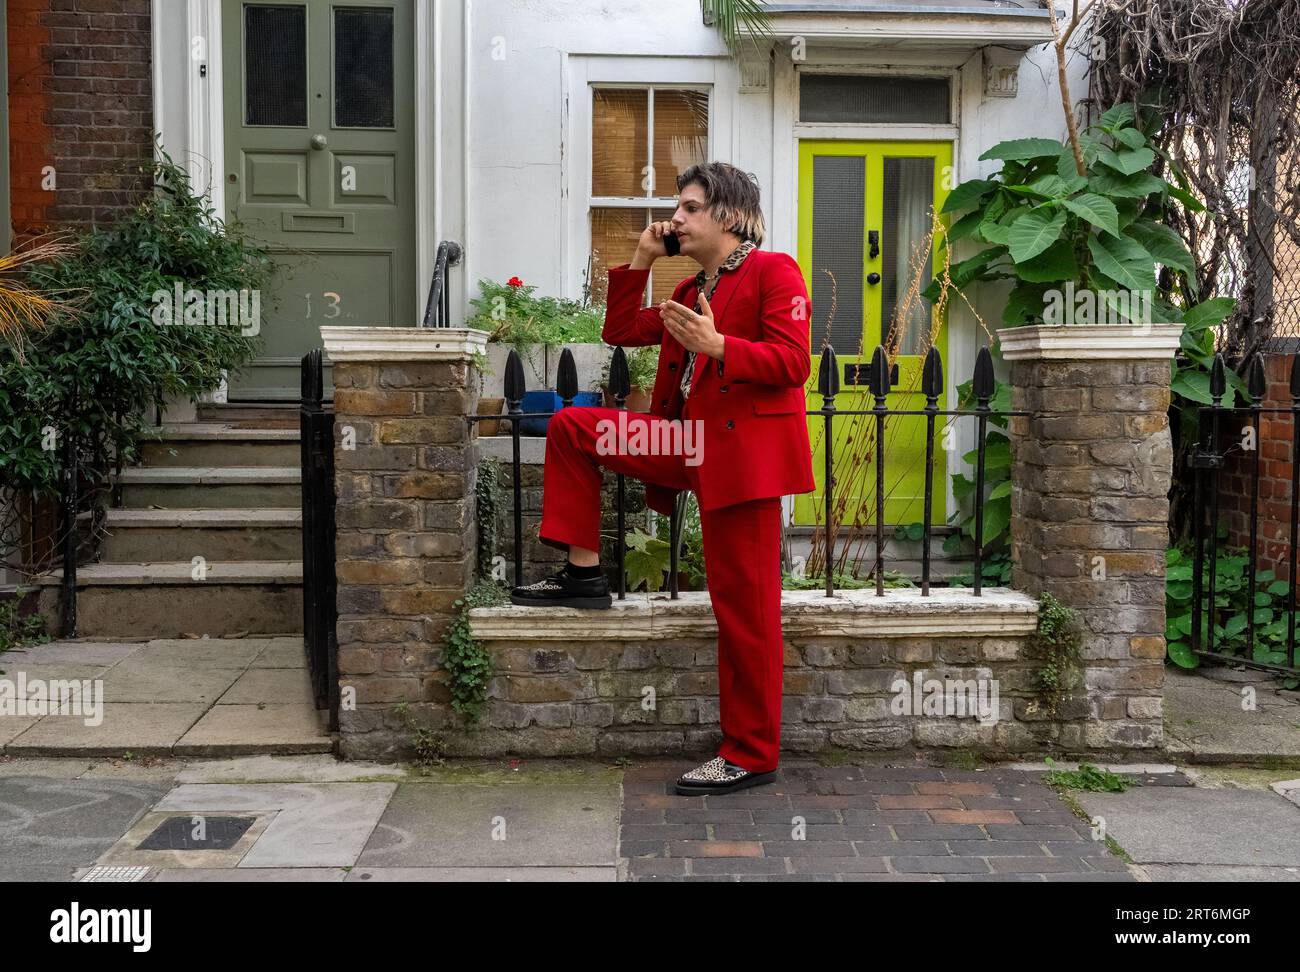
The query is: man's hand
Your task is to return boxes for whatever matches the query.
[630,220,675,270]
[660,291,725,360]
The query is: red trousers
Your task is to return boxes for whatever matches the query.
[537,406,784,773]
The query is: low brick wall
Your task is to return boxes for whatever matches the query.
[336,588,1163,761]
[325,325,1178,762]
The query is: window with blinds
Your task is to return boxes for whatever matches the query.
[589,86,709,307]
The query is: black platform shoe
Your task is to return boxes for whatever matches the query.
[510,564,613,609]
[674,756,777,795]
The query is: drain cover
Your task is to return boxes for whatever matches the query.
[81,865,151,883]
[137,815,256,851]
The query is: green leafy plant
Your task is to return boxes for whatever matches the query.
[1024,592,1083,720]
[0,593,50,655]
[0,149,270,510]
[929,103,1205,329]
[466,277,605,359]
[624,494,706,593]
[700,0,773,58]
[781,570,913,591]
[595,345,659,394]
[441,582,508,725]
[392,701,447,769]
[475,456,503,581]
[1042,756,1136,793]
[1165,546,1299,686]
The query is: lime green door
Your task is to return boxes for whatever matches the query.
[794,140,952,528]
[222,0,416,400]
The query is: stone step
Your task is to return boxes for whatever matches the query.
[197,402,302,428]
[139,424,301,468]
[117,466,301,509]
[100,508,303,561]
[36,561,304,638]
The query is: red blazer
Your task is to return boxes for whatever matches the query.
[602,248,816,516]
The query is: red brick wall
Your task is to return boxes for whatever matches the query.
[8,0,153,239]
[1217,353,1298,579]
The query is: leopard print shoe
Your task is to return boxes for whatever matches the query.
[510,565,612,609]
[675,755,777,795]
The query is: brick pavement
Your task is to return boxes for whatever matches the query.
[619,761,1145,882]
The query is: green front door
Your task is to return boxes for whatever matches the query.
[794,140,952,528]
[222,0,416,400]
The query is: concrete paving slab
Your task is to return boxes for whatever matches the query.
[218,667,314,706]
[176,755,407,784]
[174,704,331,756]
[126,639,269,670]
[99,665,243,704]
[357,779,621,868]
[1076,786,1300,870]
[1164,669,1300,763]
[0,715,44,748]
[154,782,396,867]
[1270,779,1300,809]
[0,775,171,880]
[5,641,143,666]
[152,867,347,882]
[249,639,309,669]
[0,662,115,680]
[5,704,207,756]
[344,866,617,882]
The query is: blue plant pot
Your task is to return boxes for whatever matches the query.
[519,390,602,437]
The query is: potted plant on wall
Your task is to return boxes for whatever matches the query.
[595,344,658,412]
[467,275,606,434]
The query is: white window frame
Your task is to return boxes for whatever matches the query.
[564,55,736,304]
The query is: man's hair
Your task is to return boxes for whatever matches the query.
[676,161,766,247]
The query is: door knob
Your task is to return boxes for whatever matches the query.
[867,272,882,286]
[310,134,327,150]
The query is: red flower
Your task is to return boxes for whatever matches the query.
[507,276,524,288]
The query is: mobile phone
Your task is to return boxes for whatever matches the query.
[663,231,681,257]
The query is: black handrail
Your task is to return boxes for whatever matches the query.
[301,350,340,729]
[422,241,464,328]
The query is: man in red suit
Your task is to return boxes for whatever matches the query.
[510,161,815,794]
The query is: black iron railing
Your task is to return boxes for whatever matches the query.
[1188,353,1300,676]
[467,343,1020,599]
[422,241,463,329]
[301,350,340,728]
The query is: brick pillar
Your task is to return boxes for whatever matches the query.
[1002,324,1183,753]
[321,326,486,760]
